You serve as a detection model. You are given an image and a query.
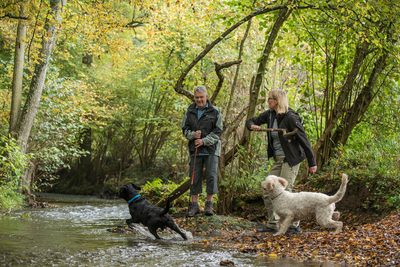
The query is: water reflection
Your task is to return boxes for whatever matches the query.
[0,193,340,266]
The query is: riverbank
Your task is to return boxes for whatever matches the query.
[107,208,399,266]
[4,189,399,266]
[183,211,400,266]
[2,193,333,267]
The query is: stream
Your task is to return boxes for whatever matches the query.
[0,193,341,266]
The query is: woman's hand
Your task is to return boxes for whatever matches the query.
[251,125,261,131]
[309,166,317,174]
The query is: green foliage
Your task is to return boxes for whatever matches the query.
[0,135,29,189]
[387,194,400,209]
[141,178,189,208]
[28,77,91,186]
[309,128,400,213]
[221,143,270,194]
[0,187,25,213]
[0,135,28,212]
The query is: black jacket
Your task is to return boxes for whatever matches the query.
[181,99,223,156]
[246,108,316,167]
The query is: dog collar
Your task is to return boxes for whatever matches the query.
[128,195,141,204]
[270,189,284,200]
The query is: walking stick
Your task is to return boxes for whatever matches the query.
[257,127,298,137]
[186,147,197,225]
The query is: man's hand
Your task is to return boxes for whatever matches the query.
[195,139,203,148]
[193,130,201,139]
[251,125,261,131]
[309,166,317,174]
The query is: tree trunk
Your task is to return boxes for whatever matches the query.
[331,50,389,149]
[299,40,391,182]
[9,0,28,137]
[14,0,67,194]
[309,41,370,176]
[228,7,293,170]
[22,162,35,198]
[73,127,93,185]
[16,0,67,154]
[216,19,252,214]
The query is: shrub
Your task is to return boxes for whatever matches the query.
[0,135,29,212]
[309,139,400,213]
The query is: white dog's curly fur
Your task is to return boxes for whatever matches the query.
[261,173,348,236]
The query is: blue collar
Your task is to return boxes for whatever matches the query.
[128,195,141,204]
[195,103,208,111]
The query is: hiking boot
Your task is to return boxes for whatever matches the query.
[256,226,278,233]
[187,202,200,217]
[285,226,302,234]
[204,201,214,216]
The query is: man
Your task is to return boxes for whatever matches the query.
[181,85,223,216]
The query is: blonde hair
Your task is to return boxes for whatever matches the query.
[270,89,288,114]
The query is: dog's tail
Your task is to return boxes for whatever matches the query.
[328,173,348,204]
[162,197,170,215]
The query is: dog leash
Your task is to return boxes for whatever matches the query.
[270,189,284,200]
[186,147,197,225]
[191,147,198,186]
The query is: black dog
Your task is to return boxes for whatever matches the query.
[117,183,188,240]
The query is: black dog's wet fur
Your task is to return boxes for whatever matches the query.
[117,183,188,240]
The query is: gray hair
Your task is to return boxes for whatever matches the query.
[194,85,207,96]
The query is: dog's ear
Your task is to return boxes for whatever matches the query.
[131,184,141,191]
[277,177,288,188]
[267,179,274,191]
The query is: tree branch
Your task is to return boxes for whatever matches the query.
[210,59,242,104]
[174,4,311,101]
[0,14,29,20]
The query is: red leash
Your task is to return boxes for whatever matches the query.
[191,147,198,185]
[186,147,197,225]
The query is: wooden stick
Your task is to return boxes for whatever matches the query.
[257,128,298,137]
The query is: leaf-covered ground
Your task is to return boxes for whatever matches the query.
[109,210,399,266]
[175,210,400,266]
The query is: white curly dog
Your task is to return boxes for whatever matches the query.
[261,173,348,236]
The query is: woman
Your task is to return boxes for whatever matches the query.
[246,89,317,234]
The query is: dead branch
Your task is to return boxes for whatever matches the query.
[0,14,29,20]
[174,4,292,102]
[210,59,242,104]
[257,127,298,137]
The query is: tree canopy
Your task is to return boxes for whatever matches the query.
[1,0,399,214]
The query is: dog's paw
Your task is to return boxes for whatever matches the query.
[332,211,340,221]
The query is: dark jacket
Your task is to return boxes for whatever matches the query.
[181,99,223,156]
[246,108,316,167]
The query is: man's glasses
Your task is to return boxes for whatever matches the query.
[268,97,275,100]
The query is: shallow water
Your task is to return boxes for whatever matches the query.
[0,193,340,266]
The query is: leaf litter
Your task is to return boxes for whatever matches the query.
[183,210,400,266]
[108,208,399,266]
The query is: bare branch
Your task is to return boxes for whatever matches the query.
[210,59,242,104]
[0,14,29,20]
[174,4,309,101]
